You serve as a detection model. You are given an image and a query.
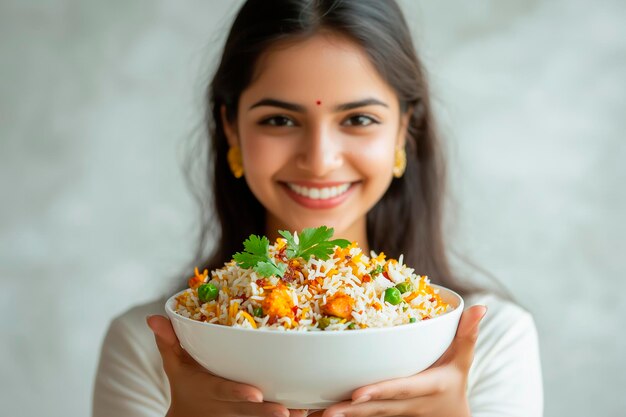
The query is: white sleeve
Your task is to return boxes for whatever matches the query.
[92,316,170,417]
[468,310,543,417]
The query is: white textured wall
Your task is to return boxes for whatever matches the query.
[1,1,624,416]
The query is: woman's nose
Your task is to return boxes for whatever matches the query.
[295,125,343,176]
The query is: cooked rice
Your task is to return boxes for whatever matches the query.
[174,239,450,331]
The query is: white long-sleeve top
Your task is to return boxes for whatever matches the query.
[92,293,543,416]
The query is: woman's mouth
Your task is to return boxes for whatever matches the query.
[279,181,358,209]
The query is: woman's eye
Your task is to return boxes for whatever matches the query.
[259,115,296,127]
[343,115,379,127]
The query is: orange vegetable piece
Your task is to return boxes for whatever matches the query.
[188,267,208,289]
[322,292,355,319]
[404,292,419,303]
[262,284,294,319]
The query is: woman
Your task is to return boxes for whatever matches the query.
[93,1,543,416]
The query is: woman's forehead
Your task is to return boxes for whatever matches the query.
[242,33,399,109]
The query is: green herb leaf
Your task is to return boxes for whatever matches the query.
[280,226,350,261]
[233,235,285,278]
[255,261,287,278]
[233,235,269,267]
[278,230,298,258]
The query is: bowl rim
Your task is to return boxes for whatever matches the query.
[165,284,464,337]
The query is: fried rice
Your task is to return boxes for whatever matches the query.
[173,238,450,331]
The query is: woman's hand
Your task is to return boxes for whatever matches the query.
[309,305,487,417]
[147,315,307,417]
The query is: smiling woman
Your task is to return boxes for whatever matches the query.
[93,1,542,417]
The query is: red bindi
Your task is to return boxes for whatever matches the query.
[316,100,322,106]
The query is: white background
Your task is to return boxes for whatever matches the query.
[1,1,624,416]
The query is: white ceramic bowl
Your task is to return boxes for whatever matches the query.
[165,285,463,409]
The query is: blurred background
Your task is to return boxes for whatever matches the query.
[1,0,624,416]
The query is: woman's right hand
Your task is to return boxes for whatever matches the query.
[147,315,306,417]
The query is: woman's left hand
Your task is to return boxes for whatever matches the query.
[310,305,487,417]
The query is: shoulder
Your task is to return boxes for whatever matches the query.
[99,297,168,368]
[103,298,168,362]
[465,291,539,364]
[465,292,535,339]
[110,298,168,335]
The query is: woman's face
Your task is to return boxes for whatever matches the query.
[223,33,409,244]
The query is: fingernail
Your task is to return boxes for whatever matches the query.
[352,394,371,404]
[273,411,289,417]
[246,395,262,403]
[332,414,346,417]
[146,316,156,332]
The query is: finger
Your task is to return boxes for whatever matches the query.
[146,315,184,369]
[430,304,487,368]
[322,399,420,417]
[146,316,267,403]
[209,376,264,403]
[348,307,488,404]
[227,400,290,417]
[288,409,309,417]
[457,305,487,340]
[452,305,487,369]
[350,366,444,403]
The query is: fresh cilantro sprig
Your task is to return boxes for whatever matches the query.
[233,235,287,278]
[279,226,350,261]
[233,226,351,278]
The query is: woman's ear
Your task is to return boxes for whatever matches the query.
[221,105,239,147]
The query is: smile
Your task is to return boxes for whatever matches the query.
[279,181,359,210]
[286,182,351,200]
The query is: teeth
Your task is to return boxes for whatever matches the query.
[286,183,351,200]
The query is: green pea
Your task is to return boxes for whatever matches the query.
[384,287,402,305]
[253,307,264,317]
[317,317,331,330]
[197,283,219,302]
[395,281,413,294]
[347,322,356,330]
[409,317,417,323]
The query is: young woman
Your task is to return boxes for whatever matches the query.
[93,1,542,416]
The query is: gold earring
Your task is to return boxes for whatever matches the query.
[227,145,244,178]
[392,146,406,178]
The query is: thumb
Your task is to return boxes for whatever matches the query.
[453,305,487,368]
[146,315,184,370]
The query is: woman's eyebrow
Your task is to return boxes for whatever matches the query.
[334,98,388,112]
[248,97,388,113]
[249,98,305,112]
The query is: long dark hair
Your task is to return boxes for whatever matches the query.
[184,0,490,297]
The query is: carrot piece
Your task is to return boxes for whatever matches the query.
[404,292,419,303]
[240,311,257,329]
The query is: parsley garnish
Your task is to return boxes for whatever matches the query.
[279,226,350,261]
[232,226,351,278]
[233,235,287,278]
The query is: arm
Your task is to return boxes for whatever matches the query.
[92,317,169,417]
